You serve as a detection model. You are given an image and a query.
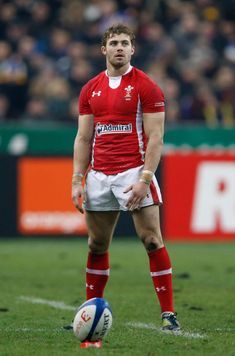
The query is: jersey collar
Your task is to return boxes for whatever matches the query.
[105,65,133,78]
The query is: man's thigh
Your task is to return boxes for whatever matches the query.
[132,205,162,238]
[85,211,120,241]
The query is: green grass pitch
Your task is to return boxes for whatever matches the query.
[0,238,234,355]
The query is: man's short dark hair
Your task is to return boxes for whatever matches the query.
[101,24,135,47]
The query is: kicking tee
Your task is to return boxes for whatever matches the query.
[79,66,165,175]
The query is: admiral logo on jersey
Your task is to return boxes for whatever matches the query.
[96,123,132,135]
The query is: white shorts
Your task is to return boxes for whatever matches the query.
[84,165,162,211]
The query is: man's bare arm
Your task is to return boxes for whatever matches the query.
[124,112,164,210]
[73,114,94,175]
[142,111,164,173]
[72,114,94,213]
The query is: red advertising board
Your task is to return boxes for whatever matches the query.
[163,151,235,240]
[18,157,87,235]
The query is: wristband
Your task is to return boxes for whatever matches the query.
[139,170,154,185]
[72,172,84,185]
[139,178,151,185]
[72,173,84,178]
[142,170,154,176]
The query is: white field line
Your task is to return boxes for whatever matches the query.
[0,328,60,332]
[2,325,234,335]
[18,296,76,311]
[126,321,206,339]
[17,297,221,339]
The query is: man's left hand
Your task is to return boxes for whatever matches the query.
[124,182,149,211]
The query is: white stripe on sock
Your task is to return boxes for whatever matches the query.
[86,268,110,276]
[150,268,172,277]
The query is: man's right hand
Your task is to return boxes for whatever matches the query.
[72,183,85,214]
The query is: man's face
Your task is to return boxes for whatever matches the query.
[101,33,135,69]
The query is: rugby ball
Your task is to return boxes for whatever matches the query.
[73,298,112,341]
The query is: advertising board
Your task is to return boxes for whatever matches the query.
[163,151,235,240]
[18,157,87,235]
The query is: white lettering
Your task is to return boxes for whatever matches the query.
[96,123,132,135]
[21,212,86,233]
[191,162,235,233]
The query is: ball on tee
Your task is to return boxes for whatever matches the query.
[73,297,112,342]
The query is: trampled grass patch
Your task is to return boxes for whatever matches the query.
[0,238,234,355]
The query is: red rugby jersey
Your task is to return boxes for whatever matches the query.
[79,66,165,175]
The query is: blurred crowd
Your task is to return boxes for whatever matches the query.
[0,0,234,126]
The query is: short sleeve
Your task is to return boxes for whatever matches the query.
[78,83,93,115]
[140,78,165,113]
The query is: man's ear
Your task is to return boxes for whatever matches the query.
[131,46,135,55]
[101,46,106,55]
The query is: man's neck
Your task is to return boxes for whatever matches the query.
[106,63,132,77]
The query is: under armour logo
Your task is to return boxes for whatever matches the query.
[86,283,94,290]
[156,286,166,292]
[92,91,101,97]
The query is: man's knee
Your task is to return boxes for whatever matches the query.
[88,236,109,254]
[140,232,163,252]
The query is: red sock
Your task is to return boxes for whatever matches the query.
[86,252,109,300]
[148,246,174,313]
